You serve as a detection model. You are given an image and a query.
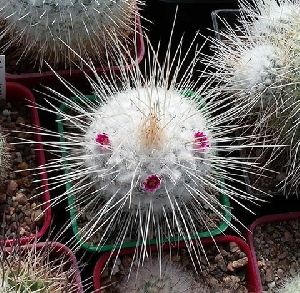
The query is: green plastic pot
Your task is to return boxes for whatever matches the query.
[57,93,231,252]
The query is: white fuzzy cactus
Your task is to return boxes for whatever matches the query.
[29,35,268,266]
[207,0,300,194]
[84,87,213,212]
[277,274,300,293]
[0,0,138,69]
[116,258,200,292]
[240,0,300,38]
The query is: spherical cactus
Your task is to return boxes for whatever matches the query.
[277,274,300,293]
[116,258,200,292]
[28,36,267,264]
[207,0,300,194]
[0,0,138,70]
[83,87,213,213]
[0,241,78,292]
[241,0,300,38]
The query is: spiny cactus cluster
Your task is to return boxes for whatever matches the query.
[117,257,201,292]
[0,0,139,70]
[208,0,300,194]
[0,241,78,292]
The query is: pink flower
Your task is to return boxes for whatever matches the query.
[194,131,209,150]
[96,133,110,147]
[143,174,161,192]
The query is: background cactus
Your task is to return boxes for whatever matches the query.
[0,0,139,70]
[116,257,200,292]
[207,0,300,194]
[0,240,78,292]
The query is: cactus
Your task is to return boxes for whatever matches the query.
[26,34,269,265]
[0,132,9,182]
[207,0,300,194]
[0,0,138,70]
[116,257,201,292]
[277,274,300,293]
[0,240,78,292]
[240,0,300,38]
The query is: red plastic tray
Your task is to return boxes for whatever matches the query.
[4,82,51,245]
[247,211,300,293]
[5,241,83,292]
[93,235,261,293]
[6,14,145,88]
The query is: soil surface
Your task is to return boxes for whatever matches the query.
[253,219,300,292]
[0,100,44,239]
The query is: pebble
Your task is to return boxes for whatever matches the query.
[232,257,248,269]
[229,242,239,253]
[6,180,18,195]
[15,192,27,205]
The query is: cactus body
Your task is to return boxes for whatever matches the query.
[0,0,138,69]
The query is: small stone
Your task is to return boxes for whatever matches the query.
[19,226,26,235]
[257,260,265,269]
[14,152,22,163]
[6,180,18,195]
[111,264,119,275]
[15,192,27,205]
[32,209,43,222]
[265,268,274,283]
[227,262,234,272]
[278,252,287,260]
[207,277,219,287]
[223,275,240,284]
[277,268,284,279]
[0,193,6,204]
[2,109,10,116]
[232,257,248,269]
[229,242,239,253]
[283,231,292,242]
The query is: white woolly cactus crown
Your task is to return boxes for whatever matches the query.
[0,0,138,68]
[84,87,213,212]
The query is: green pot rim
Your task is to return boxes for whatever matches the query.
[57,92,232,252]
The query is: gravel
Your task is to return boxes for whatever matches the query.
[253,219,300,292]
[100,241,248,292]
[0,100,44,239]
